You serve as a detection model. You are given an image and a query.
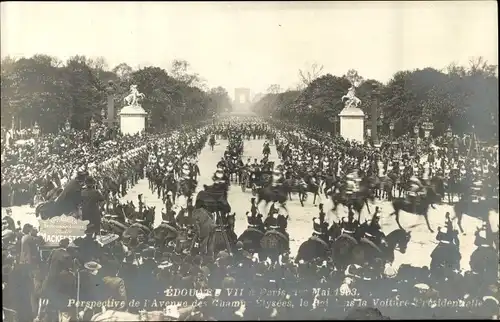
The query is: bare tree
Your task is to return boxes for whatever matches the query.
[298,62,324,87]
[467,56,498,77]
[267,84,282,94]
[88,56,109,71]
[169,59,203,87]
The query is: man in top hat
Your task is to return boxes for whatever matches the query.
[81,176,105,237]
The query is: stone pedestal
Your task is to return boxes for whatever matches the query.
[119,105,147,136]
[339,107,365,144]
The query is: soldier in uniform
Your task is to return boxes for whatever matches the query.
[312,204,329,243]
[246,211,264,232]
[345,173,357,196]
[407,176,425,205]
[340,209,359,237]
[271,169,284,187]
[264,206,279,231]
[137,194,145,215]
[364,207,384,243]
[217,157,227,170]
[190,157,201,182]
[250,197,258,216]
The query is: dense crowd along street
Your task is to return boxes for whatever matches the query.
[1,2,498,319]
[2,117,499,321]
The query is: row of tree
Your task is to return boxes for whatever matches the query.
[1,55,232,133]
[253,58,498,141]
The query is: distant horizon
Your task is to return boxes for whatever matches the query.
[2,2,497,99]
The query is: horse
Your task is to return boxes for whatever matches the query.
[262,144,271,158]
[256,185,288,213]
[237,225,265,254]
[452,195,496,234]
[260,227,290,263]
[209,135,216,151]
[101,215,130,236]
[213,213,237,254]
[444,171,464,204]
[390,187,439,233]
[430,238,461,275]
[295,221,342,263]
[375,175,394,201]
[353,229,412,265]
[178,178,196,200]
[281,178,308,207]
[162,173,178,204]
[124,91,145,106]
[303,174,321,205]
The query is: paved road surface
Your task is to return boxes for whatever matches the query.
[3,139,489,271]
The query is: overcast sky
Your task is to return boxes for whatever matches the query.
[1,1,497,98]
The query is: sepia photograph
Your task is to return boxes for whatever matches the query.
[1,1,498,321]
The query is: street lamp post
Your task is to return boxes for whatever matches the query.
[371,99,379,146]
[389,121,395,140]
[34,123,40,161]
[379,112,384,142]
[333,117,338,136]
[106,81,115,129]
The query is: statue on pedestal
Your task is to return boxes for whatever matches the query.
[124,85,146,108]
[338,70,366,144]
[341,85,362,109]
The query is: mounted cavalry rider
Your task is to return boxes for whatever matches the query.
[160,205,178,230]
[180,163,192,180]
[271,169,285,187]
[435,212,459,247]
[246,211,264,232]
[345,172,359,196]
[363,207,384,244]
[321,156,332,175]
[189,157,200,181]
[264,203,280,231]
[312,155,321,170]
[407,175,425,204]
[340,209,359,237]
[166,160,175,176]
[250,197,258,216]
[312,204,329,243]
[217,156,227,170]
